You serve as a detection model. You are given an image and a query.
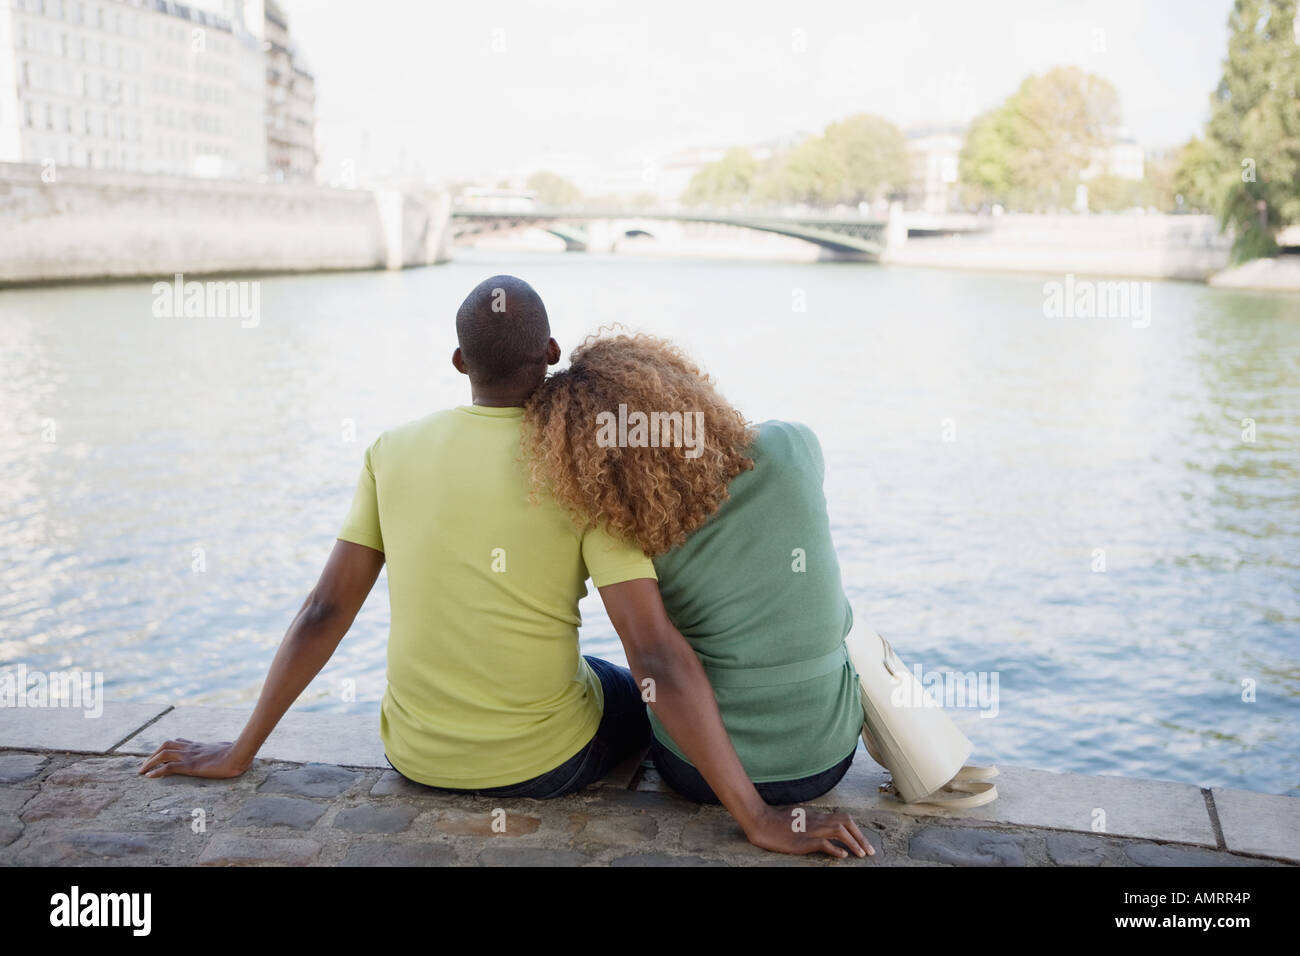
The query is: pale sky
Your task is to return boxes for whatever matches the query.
[279,0,1236,185]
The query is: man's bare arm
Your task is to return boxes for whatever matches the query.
[138,539,384,779]
[597,577,870,859]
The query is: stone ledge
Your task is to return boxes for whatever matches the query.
[2,702,1297,866]
[804,761,1219,847]
[0,702,172,753]
[1,747,1294,867]
[115,706,387,769]
[1212,787,1300,862]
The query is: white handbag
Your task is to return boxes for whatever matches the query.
[845,622,999,809]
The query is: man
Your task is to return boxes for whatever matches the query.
[139,275,869,859]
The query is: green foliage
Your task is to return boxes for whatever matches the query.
[958,67,1121,210]
[682,148,757,207]
[1077,148,1215,213]
[958,107,1019,207]
[526,171,581,207]
[681,114,908,208]
[756,136,845,205]
[1083,175,1147,212]
[822,114,910,203]
[1171,138,1220,212]
[1203,0,1299,262]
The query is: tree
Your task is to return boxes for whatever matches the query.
[1204,0,1300,261]
[753,114,908,208]
[526,171,581,206]
[756,136,845,206]
[959,106,1019,208]
[821,113,909,203]
[1171,137,1219,212]
[681,148,757,207]
[1083,174,1145,211]
[958,67,1121,210]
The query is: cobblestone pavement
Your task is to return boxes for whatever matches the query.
[0,750,1290,867]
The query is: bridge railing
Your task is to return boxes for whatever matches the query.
[451,205,891,225]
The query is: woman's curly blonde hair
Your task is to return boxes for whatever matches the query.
[522,332,755,556]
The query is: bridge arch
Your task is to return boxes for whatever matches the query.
[451,208,890,258]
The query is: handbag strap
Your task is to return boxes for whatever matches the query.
[950,764,999,782]
[865,719,1001,809]
[911,780,999,809]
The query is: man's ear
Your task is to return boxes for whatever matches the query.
[545,338,561,366]
[452,347,468,376]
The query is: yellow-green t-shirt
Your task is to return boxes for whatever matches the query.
[337,404,656,789]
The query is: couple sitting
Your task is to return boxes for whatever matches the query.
[139,275,870,860]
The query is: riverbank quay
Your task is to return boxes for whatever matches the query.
[1,702,1295,867]
[883,223,1300,293]
[882,212,1234,281]
[1208,254,1300,292]
[0,162,450,284]
[4,159,1298,292]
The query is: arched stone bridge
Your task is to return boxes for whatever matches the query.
[451,207,897,258]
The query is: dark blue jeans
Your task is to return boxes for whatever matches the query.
[386,655,650,799]
[650,735,856,805]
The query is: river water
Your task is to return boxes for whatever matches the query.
[1,249,1297,795]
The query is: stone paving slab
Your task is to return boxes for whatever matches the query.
[0,754,48,784]
[1212,787,1300,864]
[0,702,172,753]
[802,761,1219,847]
[117,706,388,768]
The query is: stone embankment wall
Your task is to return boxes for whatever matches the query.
[0,163,451,284]
[887,213,1234,281]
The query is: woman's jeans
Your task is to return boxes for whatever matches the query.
[650,736,856,805]
[385,655,650,799]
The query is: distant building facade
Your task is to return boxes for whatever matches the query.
[905,128,963,213]
[0,0,314,182]
[1080,129,1145,182]
[262,0,314,182]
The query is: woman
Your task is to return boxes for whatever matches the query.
[522,332,863,804]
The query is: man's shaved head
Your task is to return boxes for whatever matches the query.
[455,275,551,384]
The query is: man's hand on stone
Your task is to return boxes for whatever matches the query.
[138,739,250,779]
